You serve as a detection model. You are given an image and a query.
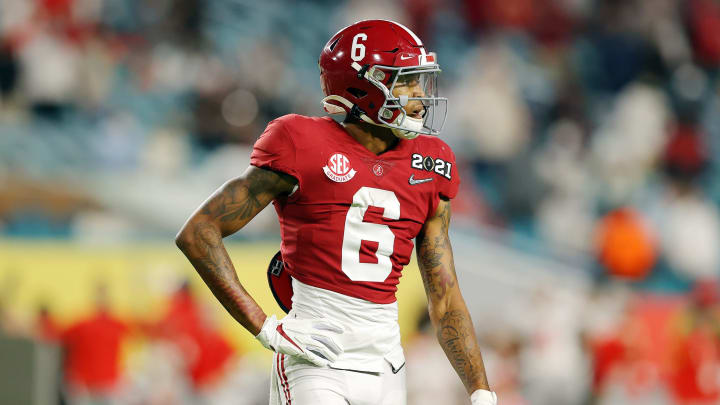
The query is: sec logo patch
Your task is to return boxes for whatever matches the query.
[324,153,357,182]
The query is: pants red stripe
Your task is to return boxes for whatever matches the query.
[277,354,292,404]
[280,354,292,404]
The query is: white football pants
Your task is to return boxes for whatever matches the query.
[270,353,406,405]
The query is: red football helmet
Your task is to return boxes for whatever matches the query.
[319,20,447,139]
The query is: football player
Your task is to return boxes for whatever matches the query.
[176,19,496,405]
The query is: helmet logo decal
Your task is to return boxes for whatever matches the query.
[324,153,357,182]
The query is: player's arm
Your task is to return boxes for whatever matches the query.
[175,165,296,335]
[416,199,496,404]
[175,165,344,367]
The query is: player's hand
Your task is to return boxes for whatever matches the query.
[255,314,344,366]
[470,389,497,405]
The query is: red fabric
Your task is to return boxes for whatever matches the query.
[250,114,459,303]
[61,312,129,389]
[38,0,73,19]
[276,324,303,352]
[689,0,720,65]
[154,289,234,388]
[277,354,291,404]
[159,289,203,338]
[463,0,534,30]
[591,336,625,393]
[187,327,234,388]
[669,326,720,403]
[664,126,707,174]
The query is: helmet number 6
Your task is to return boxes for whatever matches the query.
[351,33,367,62]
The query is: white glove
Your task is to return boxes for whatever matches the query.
[255,314,344,367]
[471,389,497,405]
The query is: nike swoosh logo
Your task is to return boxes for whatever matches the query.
[400,55,415,60]
[409,174,433,185]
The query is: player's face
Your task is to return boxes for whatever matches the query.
[392,73,426,119]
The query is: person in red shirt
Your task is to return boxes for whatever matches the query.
[61,283,129,404]
[668,281,720,405]
[152,282,236,391]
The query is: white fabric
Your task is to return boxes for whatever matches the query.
[255,314,345,367]
[470,389,498,405]
[290,278,405,373]
[270,352,406,405]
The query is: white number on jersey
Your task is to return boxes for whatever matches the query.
[341,187,399,282]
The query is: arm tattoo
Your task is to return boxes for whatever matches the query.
[439,310,490,391]
[417,202,455,301]
[417,201,491,393]
[186,222,266,334]
[201,167,292,229]
[177,167,296,335]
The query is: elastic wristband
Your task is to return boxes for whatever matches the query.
[470,389,497,405]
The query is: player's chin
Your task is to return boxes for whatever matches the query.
[404,109,424,120]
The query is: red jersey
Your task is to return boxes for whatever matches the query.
[251,114,459,304]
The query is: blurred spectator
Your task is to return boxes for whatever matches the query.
[61,283,130,405]
[594,296,680,405]
[667,281,720,404]
[663,123,709,181]
[535,118,595,251]
[0,40,19,100]
[687,0,720,66]
[517,287,588,405]
[17,24,82,121]
[449,42,531,163]
[594,208,658,280]
[152,282,236,401]
[589,83,671,204]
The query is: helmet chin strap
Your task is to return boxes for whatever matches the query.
[359,112,421,140]
[321,95,422,140]
[389,113,422,140]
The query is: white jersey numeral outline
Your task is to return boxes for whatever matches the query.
[341,187,399,282]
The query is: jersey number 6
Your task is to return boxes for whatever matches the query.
[341,187,399,282]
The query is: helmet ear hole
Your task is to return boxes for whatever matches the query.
[347,87,368,99]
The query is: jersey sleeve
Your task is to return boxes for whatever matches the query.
[250,116,301,183]
[438,144,460,200]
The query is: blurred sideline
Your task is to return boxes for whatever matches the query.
[0,240,428,351]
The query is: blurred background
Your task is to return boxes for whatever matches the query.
[2,0,720,404]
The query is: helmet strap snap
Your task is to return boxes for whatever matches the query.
[356,64,371,79]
